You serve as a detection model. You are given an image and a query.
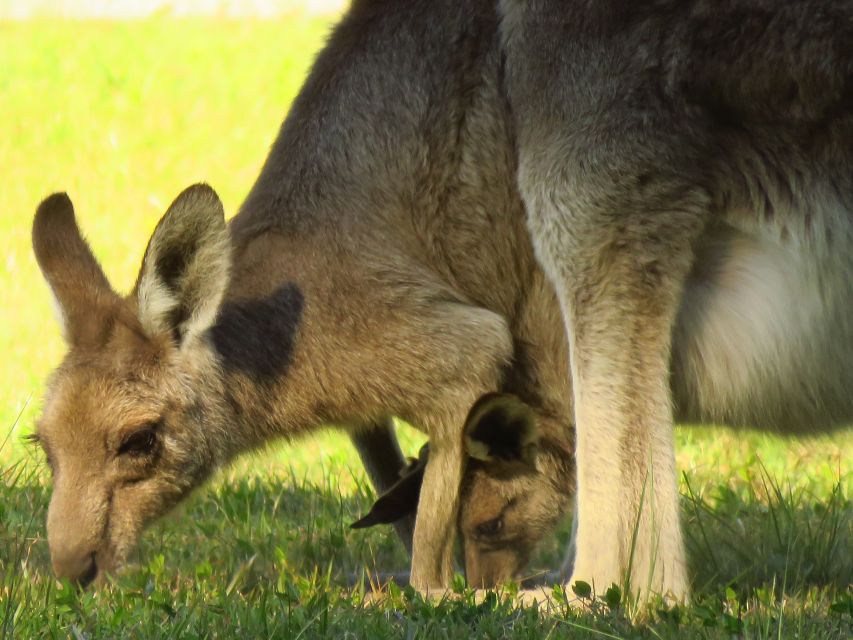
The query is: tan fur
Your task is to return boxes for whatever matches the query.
[355,391,574,589]
[31,1,576,588]
[33,0,851,604]
[458,394,573,588]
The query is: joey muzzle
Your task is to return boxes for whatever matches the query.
[352,394,544,588]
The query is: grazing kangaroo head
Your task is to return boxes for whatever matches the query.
[353,394,573,587]
[31,184,232,585]
[458,394,573,587]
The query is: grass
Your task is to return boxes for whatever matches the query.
[1,16,851,640]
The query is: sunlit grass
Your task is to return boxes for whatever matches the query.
[1,17,850,639]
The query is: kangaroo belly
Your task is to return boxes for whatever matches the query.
[672,214,853,433]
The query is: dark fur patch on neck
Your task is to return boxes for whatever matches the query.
[211,284,304,380]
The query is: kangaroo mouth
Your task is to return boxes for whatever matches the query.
[77,553,99,588]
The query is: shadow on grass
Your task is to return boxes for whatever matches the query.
[682,471,851,598]
[0,470,411,590]
[2,460,850,640]
[2,465,849,600]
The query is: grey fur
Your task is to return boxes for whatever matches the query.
[33,0,852,603]
[502,0,853,602]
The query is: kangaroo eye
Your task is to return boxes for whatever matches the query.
[118,424,159,457]
[476,516,504,538]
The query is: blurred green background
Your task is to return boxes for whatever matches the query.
[1,13,357,459]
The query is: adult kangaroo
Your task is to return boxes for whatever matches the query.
[31,0,853,602]
[31,0,575,591]
[500,0,853,602]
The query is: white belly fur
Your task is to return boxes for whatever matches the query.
[672,210,853,433]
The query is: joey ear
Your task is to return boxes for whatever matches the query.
[32,192,122,346]
[134,184,230,345]
[351,446,429,530]
[464,393,538,470]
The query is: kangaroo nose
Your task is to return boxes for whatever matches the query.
[77,554,98,588]
[53,552,98,587]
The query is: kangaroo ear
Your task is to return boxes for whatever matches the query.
[464,393,538,471]
[351,446,429,530]
[134,184,230,346]
[32,193,122,347]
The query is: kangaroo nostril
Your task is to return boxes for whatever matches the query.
[77,554,98,588]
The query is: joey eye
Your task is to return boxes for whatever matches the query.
[118,424,159,457]
[476,516,504,538]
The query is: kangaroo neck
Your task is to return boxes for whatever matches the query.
[230,0,503,243]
